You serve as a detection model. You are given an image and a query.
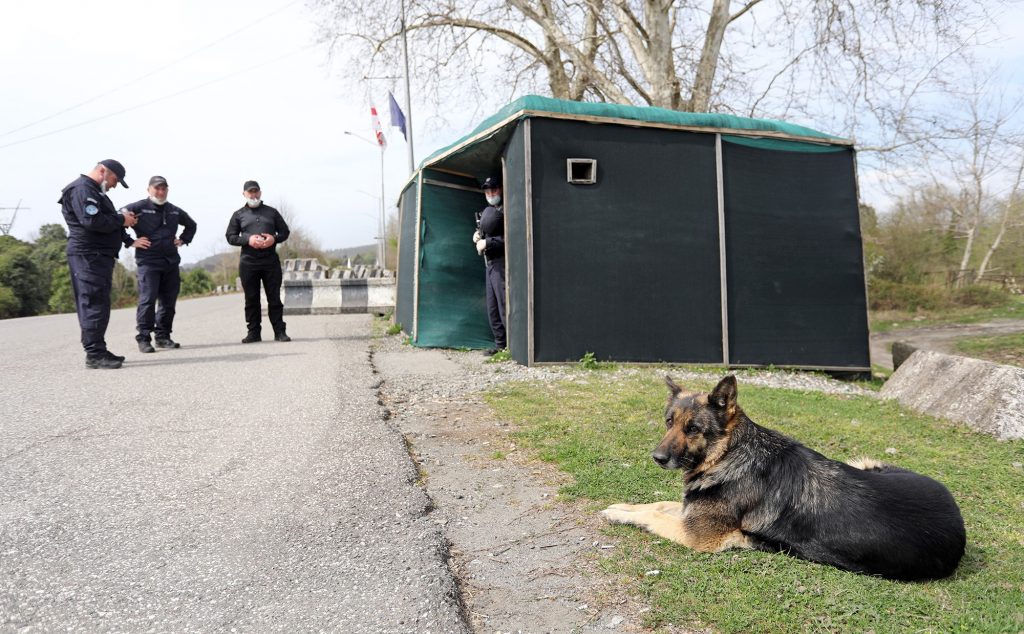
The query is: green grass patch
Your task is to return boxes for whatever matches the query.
[870,293,1024,333]
[955,332,1024,367]
[485,348,512,363]
[486,372,1024,633]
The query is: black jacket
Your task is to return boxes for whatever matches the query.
[478,204,504,261]
[225,202,290,266]
[121,199,197,266]
[59,175,127,257]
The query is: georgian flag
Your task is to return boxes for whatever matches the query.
[371,106,387,149]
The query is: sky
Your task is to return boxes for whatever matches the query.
[0,0,473,264]
[1,1,1023,265]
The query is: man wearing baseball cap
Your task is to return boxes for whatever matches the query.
[225,180,291,343]
[58,159,138,369]
[121,175,198,352]
[473,175,506,356]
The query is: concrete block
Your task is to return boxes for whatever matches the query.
[880,349,1024,440]
[891,341,918,370]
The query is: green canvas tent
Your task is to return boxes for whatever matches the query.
[396,95,870,371]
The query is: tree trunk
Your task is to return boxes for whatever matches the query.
[688,0,730,112]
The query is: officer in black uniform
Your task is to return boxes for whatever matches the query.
[59,159,138,369]
[121,175,198,353]
[225,180,291,343]
[473,176,506,355]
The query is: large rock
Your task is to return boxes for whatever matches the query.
[880,349,1024,440]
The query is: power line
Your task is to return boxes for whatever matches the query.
[0,44,315,151]
[0,0,302,139]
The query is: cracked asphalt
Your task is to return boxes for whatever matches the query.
[0,294,467,633]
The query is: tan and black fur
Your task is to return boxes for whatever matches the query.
[602,375,966,580]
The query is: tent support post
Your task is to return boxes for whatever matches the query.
[716,133,730,367]
[412,172,423,341]
[525,119,535,366]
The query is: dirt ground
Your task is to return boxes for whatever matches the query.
[870,318,1024,369]
[370,338,702,634]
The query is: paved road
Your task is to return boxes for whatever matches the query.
[0,294,467,633]
[870,318,1024,369]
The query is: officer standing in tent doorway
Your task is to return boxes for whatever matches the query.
[474,176,506,356]
[121,175,197,353]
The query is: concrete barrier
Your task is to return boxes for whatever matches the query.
[283,277,395,315]
[880,349,1024,440]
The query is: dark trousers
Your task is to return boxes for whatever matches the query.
[68,253,115,355]
[239,262,285,335]
[135,263,180,341]
[485,258,506,348]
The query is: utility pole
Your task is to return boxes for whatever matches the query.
[400,0,415,174]
[0,200,28,236]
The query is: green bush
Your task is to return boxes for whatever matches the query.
[180,268,214,296]
[0,284,20,319]
[868,280,950,311]
[950,284,1012,308]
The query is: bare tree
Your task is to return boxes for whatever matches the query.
[274,199,327,262]
[977,147,1024,279]
[311,0,1000,149]
[915,70,1023,286]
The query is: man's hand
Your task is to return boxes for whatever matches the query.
[476,239,486,255]
[260,233,276,247]
[248,234,266,248]
[132,237,151,249]
[121,211,138,228]
[472,230,482,243]
[174,238,184,247]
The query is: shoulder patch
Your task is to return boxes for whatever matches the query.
[85,204,99,216]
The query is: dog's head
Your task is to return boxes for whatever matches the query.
[652,375,741,472]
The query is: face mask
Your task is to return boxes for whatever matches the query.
[149,196,167,205]
[100,179,110,194]
[486,194,502,206]
[245,198,261,208]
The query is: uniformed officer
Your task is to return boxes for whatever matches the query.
[121,176,198,353]
[59,159,138,369]
[473,176,506,356]
[225,180,291,343]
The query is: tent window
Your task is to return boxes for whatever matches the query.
[567,158,597,184]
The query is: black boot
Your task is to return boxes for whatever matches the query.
[274,331,291,342]
[155,338,180,349]
[138,338,155,353]
[86,354,123,369]
[241,331,262,344]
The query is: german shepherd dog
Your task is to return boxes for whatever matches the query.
[601,375,966,580]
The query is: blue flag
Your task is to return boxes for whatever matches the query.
[388,91,407,141]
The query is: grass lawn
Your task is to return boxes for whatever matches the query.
[870,295,1024,333]
[486,370,1024,633]
[955,332,1024,367]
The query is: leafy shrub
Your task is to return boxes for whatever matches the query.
[868,280,950,311]
[951,285,1012,308]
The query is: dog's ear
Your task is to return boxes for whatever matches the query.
[665,375,683,397]
[709,375,737,410]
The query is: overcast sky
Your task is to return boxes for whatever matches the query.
[1,1,1022,264]
[0,0,473,264]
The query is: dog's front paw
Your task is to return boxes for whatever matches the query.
[601,506,635,525]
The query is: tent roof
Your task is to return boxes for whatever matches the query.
[419,95,853,178]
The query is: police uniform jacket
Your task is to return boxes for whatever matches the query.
[225,202,290,266]
[478,204,505,262]
[59,175,128,257]
[121,199,197,266]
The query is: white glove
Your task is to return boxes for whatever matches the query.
[476,239,486,255]
[472,230,482,243]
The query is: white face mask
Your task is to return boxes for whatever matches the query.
[245,198,261,208]
[100,179,110,194]
[149,196,167,205]
[486,194,502,206]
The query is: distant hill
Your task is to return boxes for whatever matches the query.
[184,244,377,272]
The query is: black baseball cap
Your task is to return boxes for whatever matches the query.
[243,180,261,191]
[481,176,501,190]
[98,159,128,188]
[148,175,168,187]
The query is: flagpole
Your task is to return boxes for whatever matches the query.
[400,0,415,174]
[379,145,386,267]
